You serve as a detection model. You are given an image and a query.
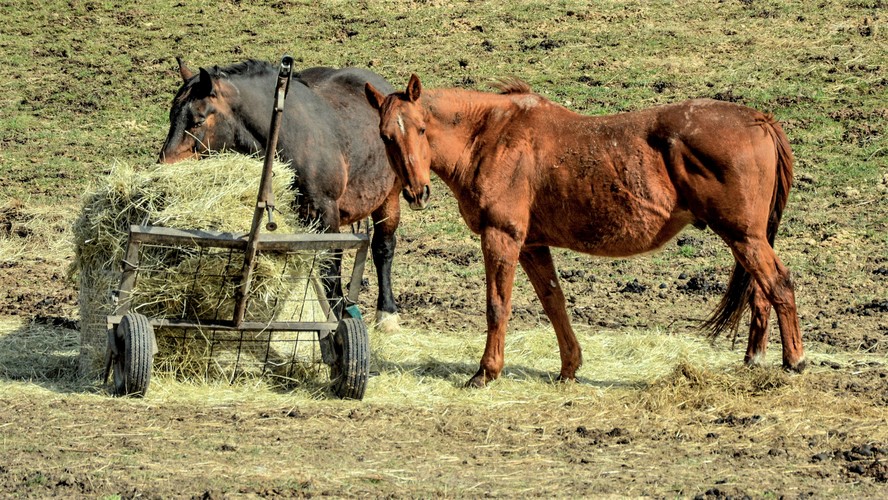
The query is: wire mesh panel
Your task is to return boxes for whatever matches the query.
[122,237,361,383]
[154,326,326,384]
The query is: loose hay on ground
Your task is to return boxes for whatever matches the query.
[0,317,79,383]
[70,155,327,382]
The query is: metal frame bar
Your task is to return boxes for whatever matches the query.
[126,225,369,252]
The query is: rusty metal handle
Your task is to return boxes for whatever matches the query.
[259,55,294,227]
[232,55,294,327]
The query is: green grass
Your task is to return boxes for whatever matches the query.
[2,0,882,222]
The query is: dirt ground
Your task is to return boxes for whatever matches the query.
[1,379,886,498]
[1,190,887,497]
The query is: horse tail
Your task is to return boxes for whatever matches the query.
[703,114,794,337]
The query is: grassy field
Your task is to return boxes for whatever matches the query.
[1,0,886,497]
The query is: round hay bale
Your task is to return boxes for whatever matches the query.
[71,155,326,380]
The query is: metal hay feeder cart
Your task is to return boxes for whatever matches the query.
[103,56,371,399]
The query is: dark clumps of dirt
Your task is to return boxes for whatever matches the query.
[558,269,595,283]
[562,426,632,446]
[678,274,726,295]
[847,461,888,482]
[676,235,704,248]
[519,34,564,52]
[813,443,888,482]
[831,370,888,406]
[693,484,756,500]
[842,122,882,147]
[711,89,745,103]
[396,291,446,309]
[0,264,77,319]
[712,414,763,427]
[422,247,479,267]
[845,299,888,316]
[0,199,30,238]
[32,314,78,330]
[619,279,647,294]
[794,172,817,191]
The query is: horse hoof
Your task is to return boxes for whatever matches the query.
[783,357,807,373]
[555,374,577,384]
[374,311,401,333]
[743,353,766,368]
[465,369,491,388]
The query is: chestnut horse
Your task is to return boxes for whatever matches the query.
[160,58,402,329]
[366,75,805,387]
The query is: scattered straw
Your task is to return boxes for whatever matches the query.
[0,317,79,384]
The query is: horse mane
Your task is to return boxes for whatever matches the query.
[208,59,314,88]
[489,77,533,95]
[207,59,275,79]
[176,59,308,103]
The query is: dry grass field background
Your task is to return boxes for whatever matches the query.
[1,0,886,497]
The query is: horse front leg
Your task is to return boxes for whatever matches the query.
[518,245,583,382]
[467,227,521,388]
[370,188,401,332]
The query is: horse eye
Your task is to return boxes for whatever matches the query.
[191,119,205,129]
[418,127,426,136]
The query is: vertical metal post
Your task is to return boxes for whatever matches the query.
[232,55,293,327]
[113,227,144,316]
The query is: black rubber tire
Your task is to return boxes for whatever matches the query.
[331,317,370,400]
[112,313,154,398]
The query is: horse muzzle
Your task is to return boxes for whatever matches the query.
[157,148,200,164]
[403,184,430,211]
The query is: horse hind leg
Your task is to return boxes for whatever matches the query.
[725,237,806,372]
[745,282,772,367]
[518,246,583,382]
[300,198,347,318]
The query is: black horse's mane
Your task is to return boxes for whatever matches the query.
[177,59,308,102]
[206,59,275,79]
[208,59,314,88]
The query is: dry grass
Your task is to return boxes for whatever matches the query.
[0,317,79,383]
[1,316,886,497]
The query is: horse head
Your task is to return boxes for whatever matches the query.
[365,74,431,210]
[158,58,251,164]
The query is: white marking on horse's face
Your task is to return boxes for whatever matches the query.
[397,114,405,135]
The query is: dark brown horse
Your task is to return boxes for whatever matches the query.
[366,75,805,387]
[160,58,402,330]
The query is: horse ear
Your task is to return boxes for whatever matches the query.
[196,67,216,98]
[406,74,422,102]
[365,83,386,111]
[176,56,194,81]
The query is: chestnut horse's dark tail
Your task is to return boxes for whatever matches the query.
[704,116,794,337]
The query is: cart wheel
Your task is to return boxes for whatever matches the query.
[331,317,369,400]
[112,313,154,398]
